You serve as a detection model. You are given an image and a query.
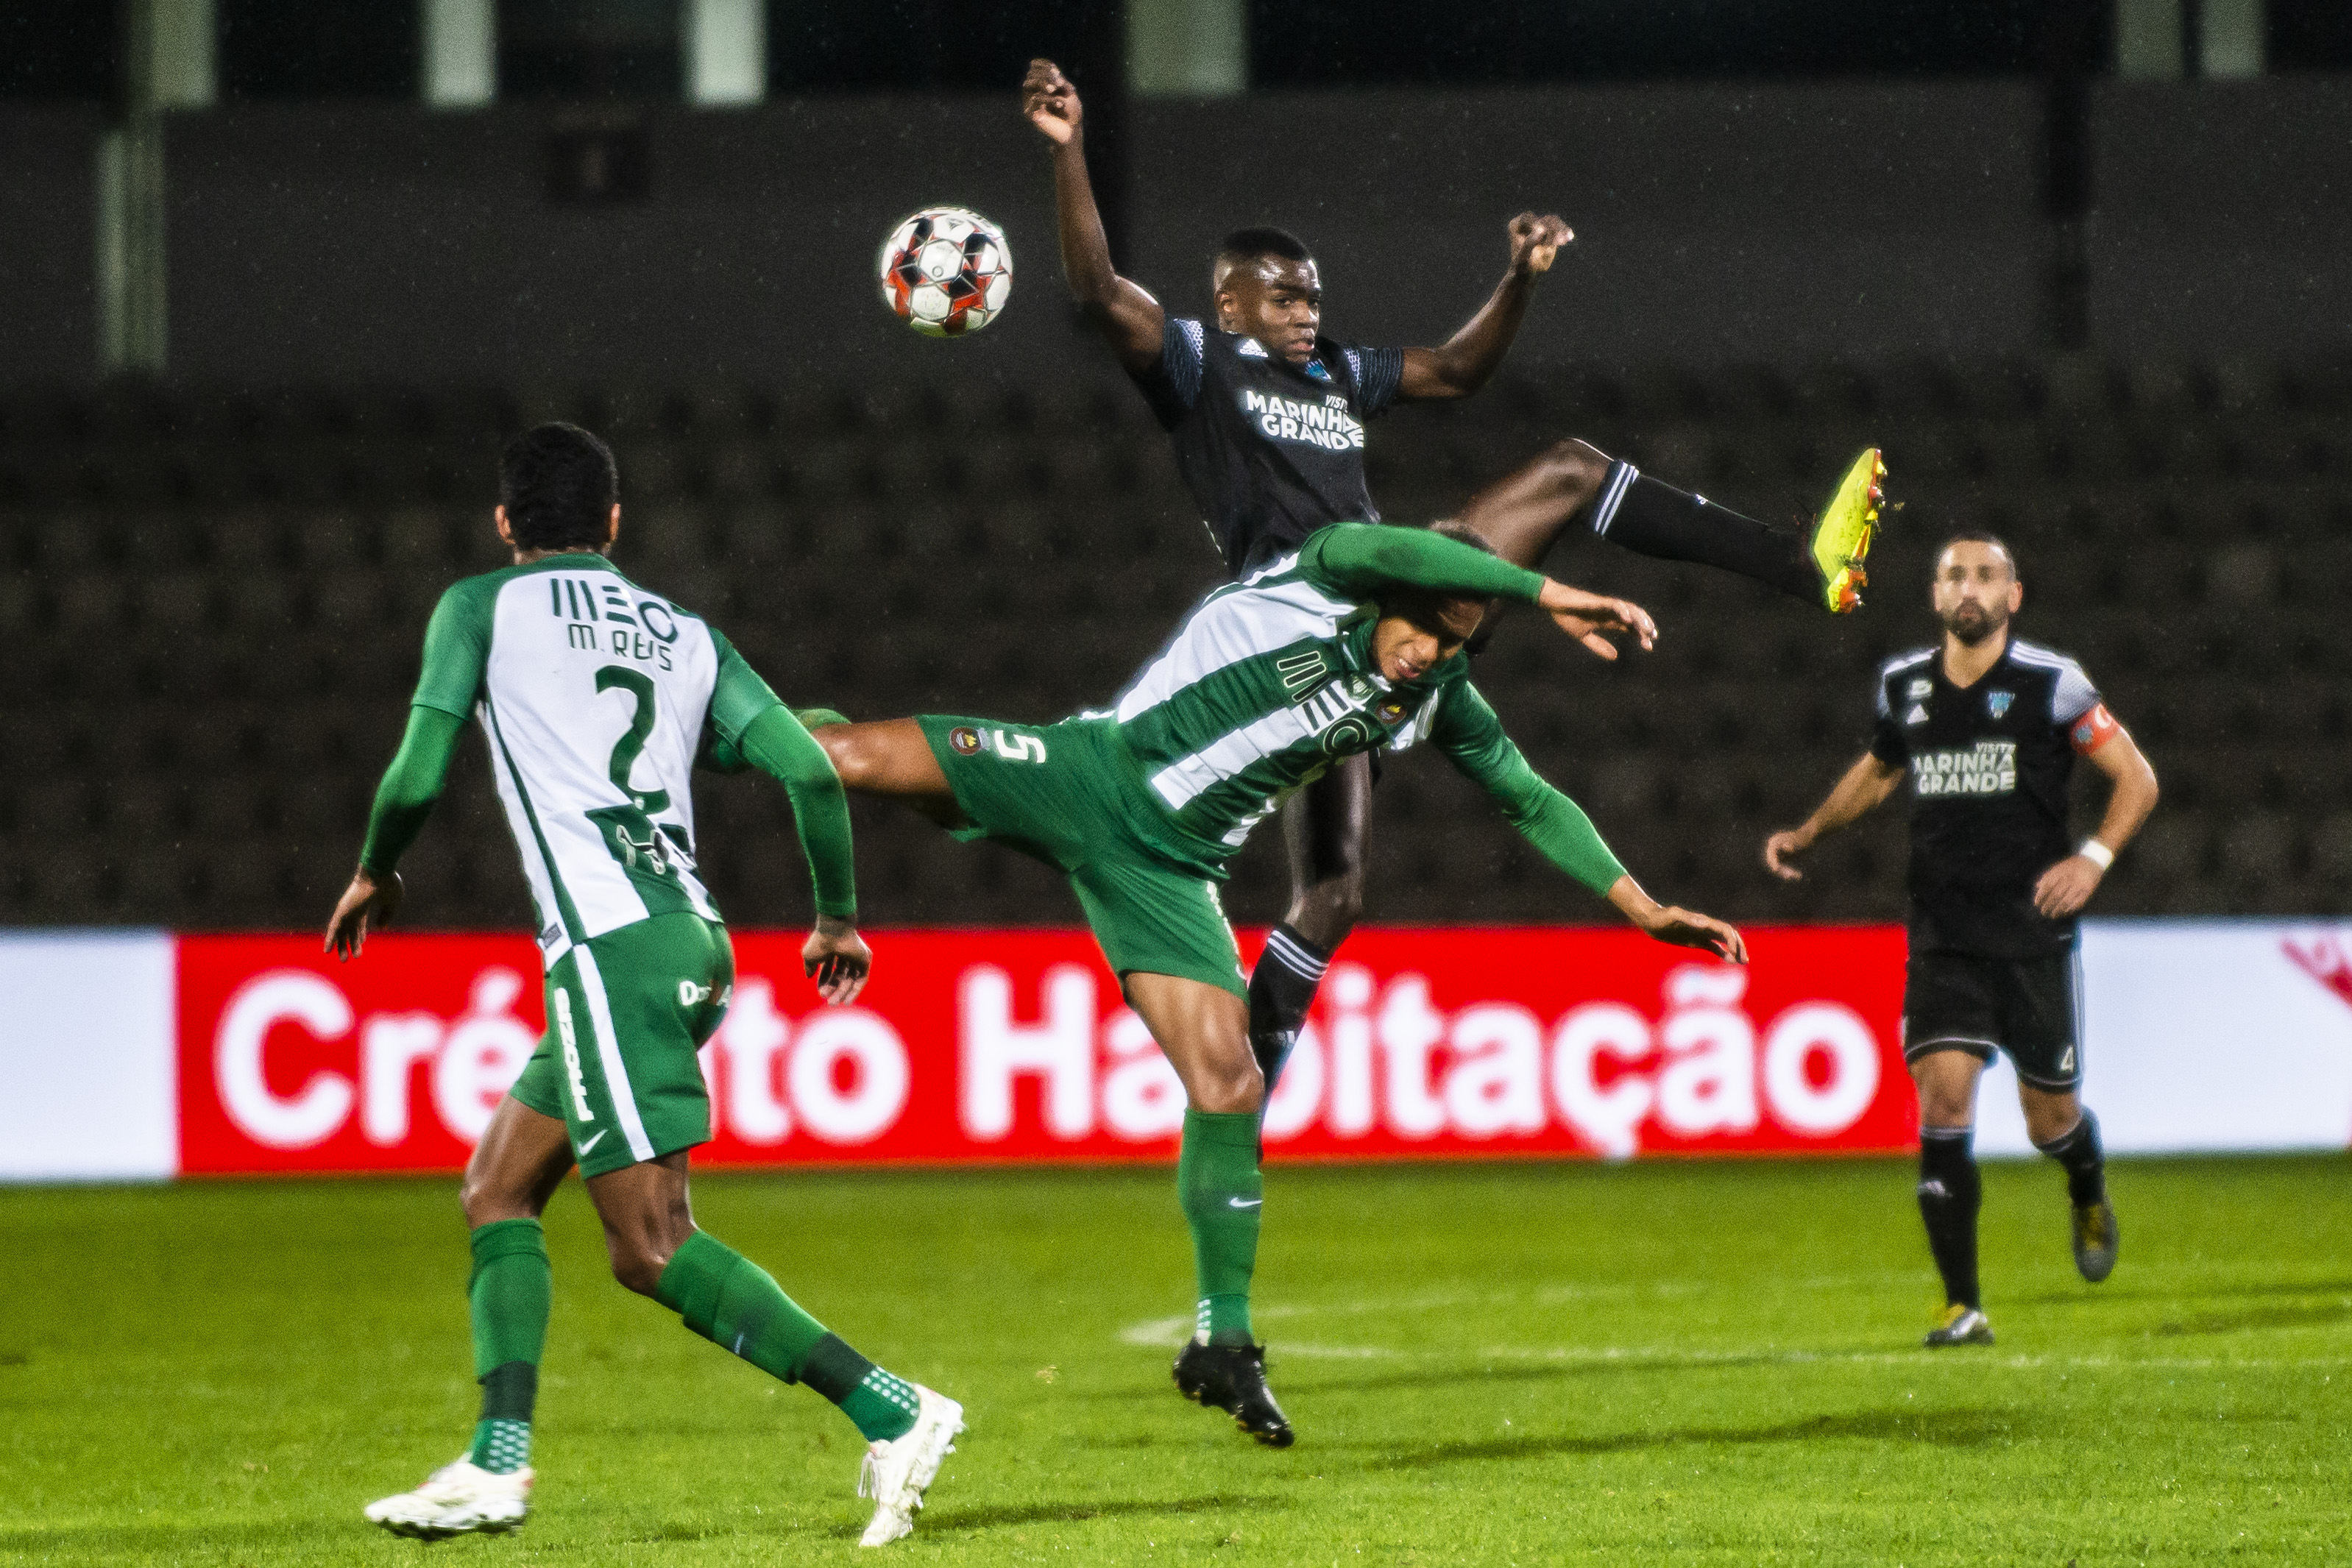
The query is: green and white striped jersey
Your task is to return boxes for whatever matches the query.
[1094,524,1627,893]
[410,553,783,961]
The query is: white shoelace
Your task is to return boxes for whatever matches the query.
[857,1443,886,1500]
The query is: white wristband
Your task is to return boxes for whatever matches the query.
[2078,840,2114,871]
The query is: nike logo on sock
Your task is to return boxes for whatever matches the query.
[1228,1196,1262,1208]
[578,1129,608,1156]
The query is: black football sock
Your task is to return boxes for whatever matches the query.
[1586,461,1818,603]
[2035,1109,2108,1207]
[1247,923,1331,1091]
[1917,1125,1983,1311]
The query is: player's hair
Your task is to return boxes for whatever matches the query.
[1213,226,1314,283]
[501,422,618,552]
[1939,528,2018,579]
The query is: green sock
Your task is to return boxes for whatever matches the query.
[465,1218,550,1475]
[654,1230,918,1443]
[1178,1109,1264,1346]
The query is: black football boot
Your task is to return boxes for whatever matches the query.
[1172,1339,1295,1448]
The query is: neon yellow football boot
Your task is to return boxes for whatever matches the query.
[1809,447,1887,614]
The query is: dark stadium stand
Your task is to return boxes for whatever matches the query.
[3,355,2342,932]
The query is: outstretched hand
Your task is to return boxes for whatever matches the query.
[1508,212,1573,276]
[325,869,403,962]
[1023,58,1081,145]
[1607,874,1748,964]
[1636,904,1749,964]
[803,917,873,1006]
[1537,581,1656,660]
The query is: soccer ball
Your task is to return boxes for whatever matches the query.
[877,207,1013,337]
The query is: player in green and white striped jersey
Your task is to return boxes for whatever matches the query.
[327,425,960,1547]
[812,519,1746,1447]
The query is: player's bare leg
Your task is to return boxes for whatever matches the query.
[1910,1049,1994,1347]
[812,719,966,826]
[1250,755,1370,1090]
[462,1096,575,1224]
[2020,1082,2117,1285]
[1451,437,1613,570]
[1124,971,1294,1447]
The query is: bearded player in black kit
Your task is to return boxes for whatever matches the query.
[1021,57,1885,1130]
[1765,533,2158,1348]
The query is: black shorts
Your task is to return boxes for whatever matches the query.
[1902,948,2083,1092]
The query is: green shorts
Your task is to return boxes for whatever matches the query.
[919,714,1247,998]
[509,911,734,1177]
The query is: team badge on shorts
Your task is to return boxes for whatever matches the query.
[949,726,982,756]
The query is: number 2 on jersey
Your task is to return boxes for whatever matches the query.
[595,665,672,817]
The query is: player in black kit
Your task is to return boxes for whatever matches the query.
[1022,57,1886,1152]
[1765,533,2158,1349]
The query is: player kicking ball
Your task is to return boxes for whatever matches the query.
[807,521,1746,1444]
[1023,56,1880,1105]
[1765,533,2158,1347]
[327,425,961,1546]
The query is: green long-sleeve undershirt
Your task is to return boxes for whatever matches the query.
[733,705,857,920]
[1300,521,1550,606]
[1431,684,1629,898]
[358,703,859,920]
[359,706,464,881]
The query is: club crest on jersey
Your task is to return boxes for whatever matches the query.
[1375,700,1408,725]
[948,726,982,756]
[1986,689,2014,718]
[1303,359,1332,383]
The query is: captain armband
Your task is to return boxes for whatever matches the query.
[2069,703,2121,755]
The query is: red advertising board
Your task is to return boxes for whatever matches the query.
[176,926,1914,1175]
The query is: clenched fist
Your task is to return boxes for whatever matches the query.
[1509,212,1573,276]
[1022,58,1081,146]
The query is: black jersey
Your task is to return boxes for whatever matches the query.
[1129,316,1406,577]
[1869,636,2110,958]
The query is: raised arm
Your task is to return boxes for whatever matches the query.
[1394,213,1573,402]
[1434,684,1746,962]
[1302,523,1658,658]
[1022,58,1163,371]
[710,637,870,1004]
[1763,752,1908,880]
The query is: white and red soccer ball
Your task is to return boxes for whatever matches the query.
[877,207,1013,337]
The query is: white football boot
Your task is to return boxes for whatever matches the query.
[855,1386,965,1547]
[364,1456,532,1539]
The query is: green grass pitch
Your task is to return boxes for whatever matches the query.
[2,1155,2347,1565]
